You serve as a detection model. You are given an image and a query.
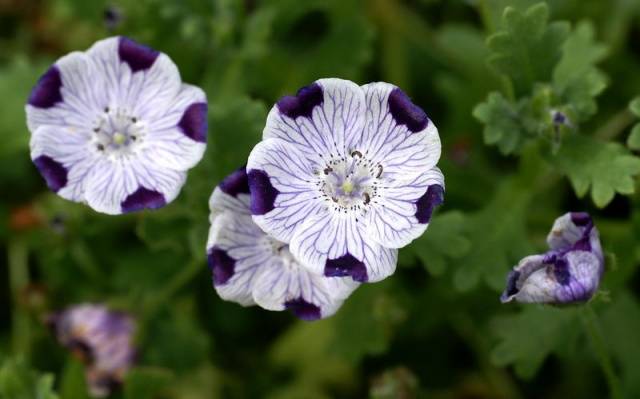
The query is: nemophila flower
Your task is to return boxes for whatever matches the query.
[47,304,136,397]
[207,167,359,321]
[501,212,604,305]
[247,79,443,283]
[26,36,207,215]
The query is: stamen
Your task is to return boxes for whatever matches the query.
[376,165,383,178]
[363,193,370,205]
[351,150,362,158]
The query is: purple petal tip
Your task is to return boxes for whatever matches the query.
[121,187,166,213]
[33,155,68,192]
[28,66,63,108]
[219,166,250,197]
[276,82,323,119]
[415,184,444,224]
[118,36,159,72]
[325,253,368,283]
[284,298,321,321]
[178,102,208,143]
[247,169,279,215]
[207,247,235,286]
[388,87,429,133]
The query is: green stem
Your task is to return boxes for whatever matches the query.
[70,240,103,281]
[8,236,30,357]
[450,312,523,399]
[143,257,204,317]
[580,306,623,399]
[594,109,635,141]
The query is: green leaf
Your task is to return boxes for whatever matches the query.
[0,58,51,158]
[477,0,543,32]
[59,359,90,399]
[629,97,640,116]
[628,97,640,151]
[453,177,533,292]
[406,211,471,276]
[602,293,640,396]
[124,367,174,399]
[246,0,373,95]
[330,283,406,362]
[142,301,212,373]
[553,134,640,207]
[552,21,607,122]
[486,3,569,97]
[269,319,355,397]
[473,92,528,154]
[491,306,580,378]
[0,357,59,399]
[627,124,640,151]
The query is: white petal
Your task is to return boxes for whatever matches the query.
[84,155,186,215]
[140,84,207,171]
[354,82,441,180]
[209,188,251,220]
[247,138,325,243]
[289,213,398,283]
[505,255,557,303]
[252,257,358,320]
[365,167,445,249]
[148,84,207,131]
[207,213,271,306]
[86,37,181,116]
[26,52,104,134]
[263,78,366,161]
[30,125,96,201]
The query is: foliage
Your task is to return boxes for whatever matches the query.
[1,0,640,398]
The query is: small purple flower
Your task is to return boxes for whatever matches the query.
[501,212,604,305]
[47,304,136,398]
[207,167,359,320]
[246,79,443,283]
[26,36,208,215]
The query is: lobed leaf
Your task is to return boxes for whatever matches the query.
[553,134,640,207]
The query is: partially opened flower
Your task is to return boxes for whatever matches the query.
[26,36,208,215]
[47,304,136,397]
[247,79,444,283]
[501,212,604,305]
[207,167,359,320]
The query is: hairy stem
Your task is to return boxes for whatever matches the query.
[450,312,524,399]
[580,305,623,399]
[594,109,635,141]
[143,257,204,317]
[8,236,30,357]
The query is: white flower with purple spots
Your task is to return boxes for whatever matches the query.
[47,304,136,398]
[207,167,359,320]
[246,78,444,283]
[26,36,208,215]
[501,212,604,305]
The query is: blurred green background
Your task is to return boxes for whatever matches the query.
[2,0,640,398]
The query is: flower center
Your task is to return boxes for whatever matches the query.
[91,107,146,157]
[316,150,382,212]
[268,238,297,270]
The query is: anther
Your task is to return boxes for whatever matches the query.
[376,165,383,178]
